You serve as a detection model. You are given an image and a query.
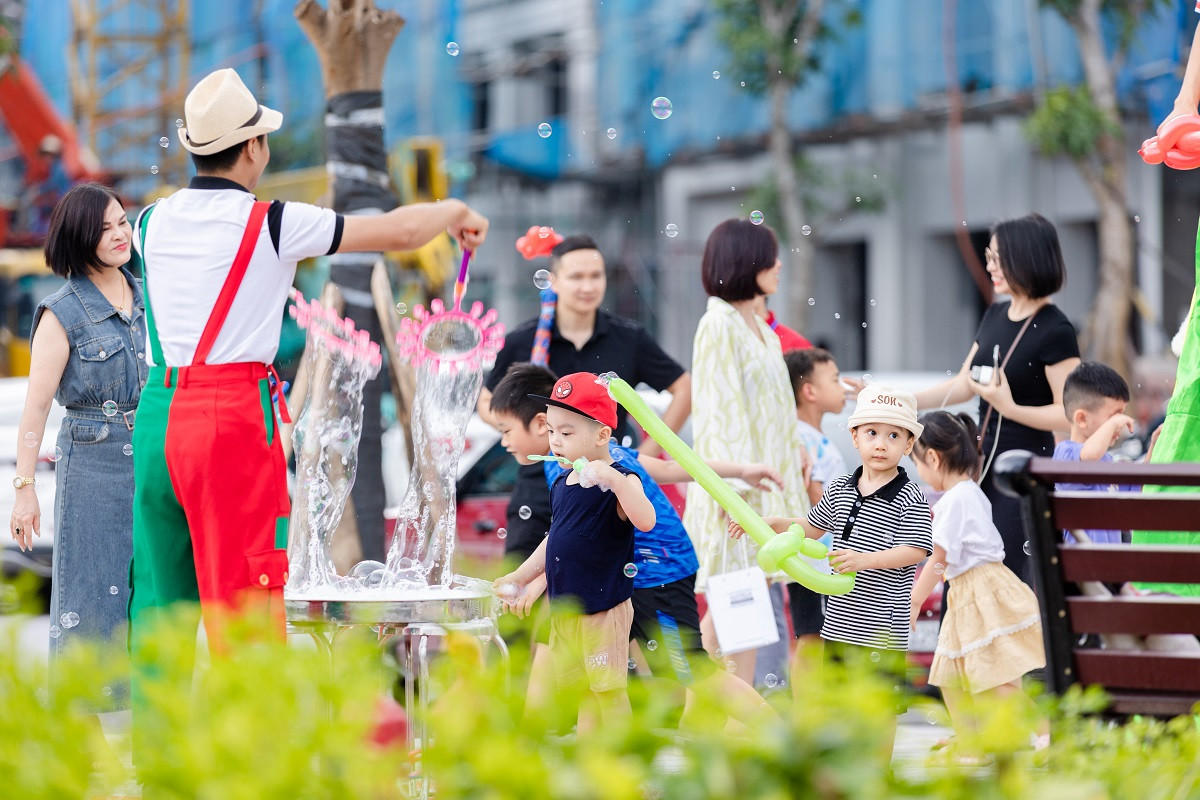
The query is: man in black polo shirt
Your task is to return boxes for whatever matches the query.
[478,234,691,562]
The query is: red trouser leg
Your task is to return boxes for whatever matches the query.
[163,364,291,641]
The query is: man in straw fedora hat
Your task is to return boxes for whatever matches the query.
[127,67,488,755]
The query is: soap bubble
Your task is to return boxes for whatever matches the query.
[1022,541,1032,555]
[23,432,37,447]
[103,400,119,416]
[123,444,133,456]
[807,298,815,306]
[623,563,638,578]
[396,302,408,315]
[801,224,812,236]
[933,563,945,575]
[497,528,507,540]
[869,651,881,663]
[628,658,637,670]
[533,269,552,290]
[712,70,720,79]
[150,165,159,175]
[664,223,679,238]
[60,611,80,629]
[925,711,939,725]
[349,560,386,580]
[725,660,737,673]
[651,97,673,119]
[749,210,764,225]
[606,127,617,140]
[48,446,62,463]
[861,322,868,329]
[537,122,552,138]
[49,625,61,639]
[537,226,551,239]
[109,585,119,595]
[834,313,841,320]
[764,673,779,688]
[855,196,862,203]
[102,686,113,697]
[159,137,169,148]
[445,41,460,57]
[870,298,877,307]
[646,639,658,651]
[518,505,532,521]
[175,118,184,128]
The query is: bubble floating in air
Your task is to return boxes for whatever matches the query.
[651,97,673,120]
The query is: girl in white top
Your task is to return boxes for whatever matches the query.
[910,411,1048,761]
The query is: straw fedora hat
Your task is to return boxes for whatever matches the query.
[178,69,282,156]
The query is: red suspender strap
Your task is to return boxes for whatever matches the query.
[193,200,271,366]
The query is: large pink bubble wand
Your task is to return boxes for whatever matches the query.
[384,295,505,587]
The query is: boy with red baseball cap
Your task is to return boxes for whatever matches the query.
[495,371,656,733]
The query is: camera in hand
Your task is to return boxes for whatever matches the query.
[970,365,994,384]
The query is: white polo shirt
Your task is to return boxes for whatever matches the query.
[136,177,343,366]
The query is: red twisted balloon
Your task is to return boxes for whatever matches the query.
[1140,114,1200,170]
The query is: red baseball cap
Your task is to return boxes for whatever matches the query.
[530,371,617,430]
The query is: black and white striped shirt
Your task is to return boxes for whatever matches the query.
[807,467,933,650]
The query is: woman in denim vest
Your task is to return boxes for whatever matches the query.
[10,183,148,704]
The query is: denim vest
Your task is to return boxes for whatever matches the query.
[33,267,149,416]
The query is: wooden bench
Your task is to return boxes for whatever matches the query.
[994,451,1200,718]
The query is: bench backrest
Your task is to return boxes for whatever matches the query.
[994,452,1200,717]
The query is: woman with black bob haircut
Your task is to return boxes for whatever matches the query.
[10,182,149,706]
[684,218,812,681]
[915,212,1080,584]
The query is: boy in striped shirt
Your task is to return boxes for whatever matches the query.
[733,387,932,754]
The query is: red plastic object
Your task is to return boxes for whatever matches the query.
[515,225,564,260]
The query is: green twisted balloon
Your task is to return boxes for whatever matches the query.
[601,374,855,595]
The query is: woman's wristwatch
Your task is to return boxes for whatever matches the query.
[12,476,35,489]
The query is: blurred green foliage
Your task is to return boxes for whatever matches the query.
[1,583,1197,799]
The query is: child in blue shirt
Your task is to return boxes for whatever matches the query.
[491,363,779,728]
[1053,362,1134,544]
[496,371,655,733]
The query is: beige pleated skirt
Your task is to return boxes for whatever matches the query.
[929,561,1046,693]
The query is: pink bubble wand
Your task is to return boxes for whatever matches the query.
[452,250,472,311]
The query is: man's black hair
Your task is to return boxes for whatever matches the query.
[190,135,265,174]
[550,234,601,268]
[491,363,558,426]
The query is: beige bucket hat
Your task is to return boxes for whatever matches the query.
[846,386,924,438]
[178,69,282,156]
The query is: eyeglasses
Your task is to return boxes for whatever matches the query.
[984,247,999,264]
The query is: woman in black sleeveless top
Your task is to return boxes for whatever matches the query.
[915,214,1080,583]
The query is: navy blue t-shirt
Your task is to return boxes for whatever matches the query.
[546,461,638,615]
[545,444,698,588]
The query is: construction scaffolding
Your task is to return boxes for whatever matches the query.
[68,0,190,186]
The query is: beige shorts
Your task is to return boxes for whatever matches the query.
[550,599,634,693]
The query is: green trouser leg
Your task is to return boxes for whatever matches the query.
[128,372,201,770]
[1134,226,1200,597]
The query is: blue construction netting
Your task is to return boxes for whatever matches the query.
[16,0,1192,181]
